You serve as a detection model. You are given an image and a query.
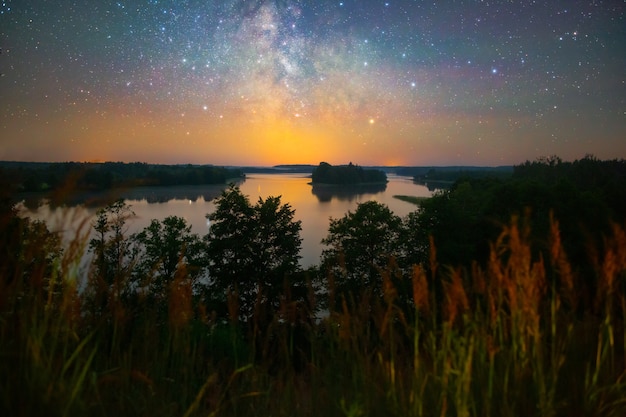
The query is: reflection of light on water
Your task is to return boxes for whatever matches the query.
[18,175,432,269]
[14,200,97,290]
[14,200,95,244]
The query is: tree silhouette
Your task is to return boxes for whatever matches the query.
[321,201,403,306]
[133,216,206,316]
[205,185,302,323]
[86,200,136,320]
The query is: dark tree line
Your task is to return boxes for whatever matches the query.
[78,185,305,331]
[2,156,626,416]
[4,155,625,349]
[410,156,626,310]
[0,161,244,193]
[311,162,387,185]
[412,166,513,189]
[0,194,63,307]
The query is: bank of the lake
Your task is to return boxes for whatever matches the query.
[393,195,429,205]
[16,173,432,268]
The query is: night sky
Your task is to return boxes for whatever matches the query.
[1,1,625,166]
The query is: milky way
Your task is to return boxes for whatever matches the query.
[1,1,624,165]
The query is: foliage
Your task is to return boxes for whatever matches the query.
[3,200,626,416]
[132,216,207,318]
[410,157,626,285]
[3,156,626,416]
[0,161,243,193]
[321,201,404,305]
[411,166,513,189]
[512,155,626,217]
[409,180,496,269]
[205,185,303,323]
[83,200,138,329]
[1,180,85,311]
[88,200,136,287]
[311,162,387,185]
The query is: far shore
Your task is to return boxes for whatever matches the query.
[308,181,388,187]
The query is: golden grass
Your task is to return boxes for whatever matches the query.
[2,214,625,416]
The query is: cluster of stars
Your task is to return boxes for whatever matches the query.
[0,0,624,165]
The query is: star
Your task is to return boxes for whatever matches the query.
[0,0,623,165]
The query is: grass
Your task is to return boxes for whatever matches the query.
[1,214,626,416]
[393,195,429,206]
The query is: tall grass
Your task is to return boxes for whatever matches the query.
[2,214,625,416]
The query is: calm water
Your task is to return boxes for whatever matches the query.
[16,173,432,267]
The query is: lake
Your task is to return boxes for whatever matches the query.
[16,173,432,267]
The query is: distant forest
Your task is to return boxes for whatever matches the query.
[394,165,513,178]
[311,162,387,185]
[411,166,513,189]
[0,161,244,192]
[411,155,626,271]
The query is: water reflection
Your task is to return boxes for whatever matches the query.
[16,173,432,268]
[17,190,125,210]
[118,184,235,204]
[310,182,387,203]
[17,182,241,210]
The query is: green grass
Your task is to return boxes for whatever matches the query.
[393,195,429,206]
[2,216,626,416]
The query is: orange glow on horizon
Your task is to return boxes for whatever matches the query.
[244,120,340,166]
[8,99,621,168]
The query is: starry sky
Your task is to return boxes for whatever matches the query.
[1,1,625,166]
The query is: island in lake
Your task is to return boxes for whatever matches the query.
[310,162,387,185]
